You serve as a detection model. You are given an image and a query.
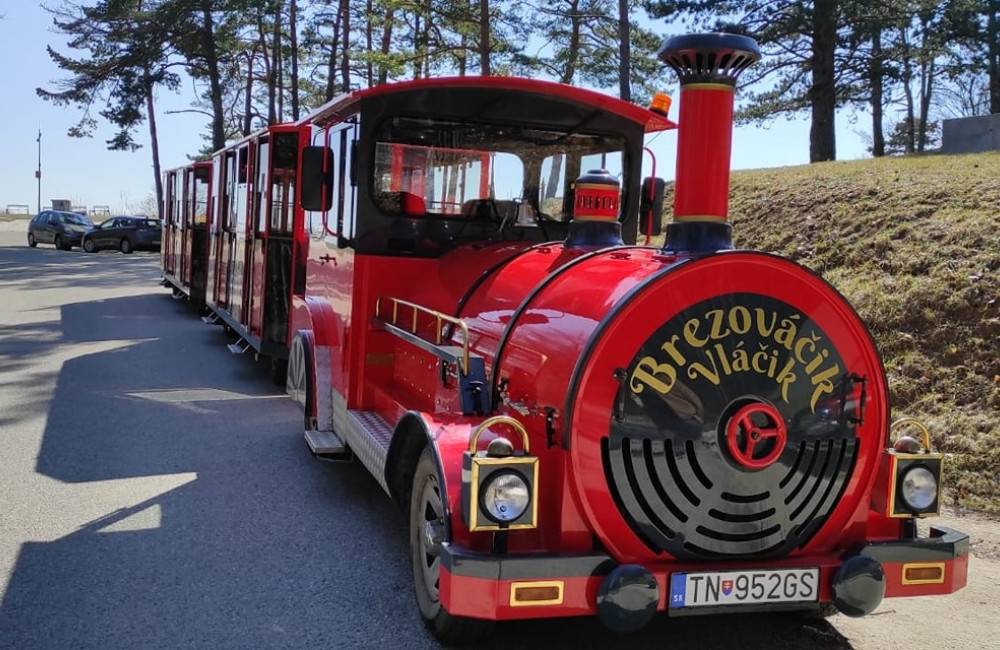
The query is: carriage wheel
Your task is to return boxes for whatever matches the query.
[409,448,494,645]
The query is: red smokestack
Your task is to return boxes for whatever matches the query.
[659,33,760,251]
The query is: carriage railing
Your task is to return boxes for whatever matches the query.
[374,297,471,376]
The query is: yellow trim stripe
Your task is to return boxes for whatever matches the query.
[682,82,735,92]
[675,214,728,223]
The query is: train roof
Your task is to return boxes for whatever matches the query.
[297,76,676,133]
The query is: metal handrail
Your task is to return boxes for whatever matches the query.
[375,296,471,375]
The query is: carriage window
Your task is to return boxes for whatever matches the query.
[194,167,210,225]
[373,116,624,222]
[254,142,269,234]
[270,133,297,235]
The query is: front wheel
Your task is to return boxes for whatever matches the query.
[27,232,36,248]
[120,238,133,254]
[83,238,97,253]
[54,234,67,251]
[409,448,494,645]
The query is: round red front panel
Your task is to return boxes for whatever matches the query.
[567,252,888,563]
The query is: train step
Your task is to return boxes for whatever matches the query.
[305,429,348,456]
[201,313,219,325]
[227,340,252,354]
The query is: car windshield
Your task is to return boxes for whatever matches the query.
[61,213,92,226]
[373,116,626,221]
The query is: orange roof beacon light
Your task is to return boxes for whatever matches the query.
[658,33,761,252]
[648,92,673,117]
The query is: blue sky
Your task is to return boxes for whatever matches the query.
[0,3,872,214]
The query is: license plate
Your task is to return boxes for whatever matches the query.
[669,568,819,610]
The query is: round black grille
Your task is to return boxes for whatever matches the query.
[603,435,858,559]
[606,292,863,560]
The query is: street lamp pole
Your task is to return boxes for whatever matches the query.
[36,129,42,215]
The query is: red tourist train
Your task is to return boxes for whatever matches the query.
[162,32,968,644]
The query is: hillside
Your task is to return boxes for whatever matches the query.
[680,151,1000,512]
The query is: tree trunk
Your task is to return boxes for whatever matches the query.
[918,58,935,153]
[378,6,394,84]
[325,9,342,100]
[869,29,885,157]
[243,51,254,135]
[808,0,837,162]
[290,0,299,120]
[561,0,581,84]
[901,29,916,154]
[365,0,374,87]
[479,0,490,75]
[989,0,999,113]
[617,0,631,101]
[143,69,163,219]
[200,0,226,150]
[273,2,283,123]
[340,0,351,92]
[412,10,422,79]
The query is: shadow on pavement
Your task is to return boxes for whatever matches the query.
[0,242,161,292]
[0,282,854,648]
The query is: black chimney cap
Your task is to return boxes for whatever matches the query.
[658,33,761,86]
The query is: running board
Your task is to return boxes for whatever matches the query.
[227,340,252,354]
[201,313,220,325]
[304,429,349,458]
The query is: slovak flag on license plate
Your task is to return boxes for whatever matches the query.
[722,579,734,595]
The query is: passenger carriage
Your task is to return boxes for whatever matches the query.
[162,161,212,307]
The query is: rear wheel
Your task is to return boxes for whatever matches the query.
[409,448,494,645]
[27,232,36,248]
[286,331,316,431]
[83,238,97,253]
[120,238,133,254]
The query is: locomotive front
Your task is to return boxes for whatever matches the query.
[442,33,968,632]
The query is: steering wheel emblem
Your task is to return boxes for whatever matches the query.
[725,403,788,470]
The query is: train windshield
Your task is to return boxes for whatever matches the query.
[373,116,626,222]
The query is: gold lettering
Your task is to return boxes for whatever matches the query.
[755,308,778,337]
[729,306,752,334]
[805,349,830,374]
[706,309,731,339]
[794,332,820,365]
[774,315,800,351]
[688,353,721,385]
[731,343,750,372]
[660,334,688,366]
[683,319,708,349]
[810,380,836,411]
[630,356,677,395]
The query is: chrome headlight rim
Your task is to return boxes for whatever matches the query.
[900,464,938,512]
[479,469,531,523]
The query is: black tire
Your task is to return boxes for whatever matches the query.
[286,331,316,431]
[120,238,133,254]
[54,234,67,251]
[410,448,494,645]
[27,232,36,248]
[83,238,97,253]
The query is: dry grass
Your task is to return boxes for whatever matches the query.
[662,151,1000,512]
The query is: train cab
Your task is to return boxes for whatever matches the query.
[203,123,311,381]
[162,161,212,307]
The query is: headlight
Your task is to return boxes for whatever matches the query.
[900,466,937,511]
[480,471,530,522]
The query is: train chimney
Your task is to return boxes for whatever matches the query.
[565,168,624,247]
[658,33,760,252]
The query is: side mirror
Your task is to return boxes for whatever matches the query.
[638,177,666,236]
[300,146,334,212]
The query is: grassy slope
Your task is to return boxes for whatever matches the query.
[672,151,1000,512]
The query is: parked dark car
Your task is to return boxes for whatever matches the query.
[81,216,162,254]
[27,210,94,250]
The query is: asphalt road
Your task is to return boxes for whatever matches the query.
[0,230,997,649]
